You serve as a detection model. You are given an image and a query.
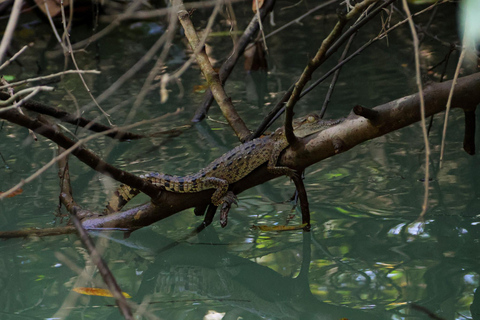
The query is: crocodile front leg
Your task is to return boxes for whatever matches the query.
[266,141,296,177]
[202,176,230,206]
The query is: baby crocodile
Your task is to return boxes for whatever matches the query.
[104,114,341,218]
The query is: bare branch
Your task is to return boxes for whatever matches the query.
[0,0,23,64]
[174,0,250,140]
[0,108,181,200]
[0,44,28,70]
[284,0,380,146]
[402,0,430,219]
[192,0,277,122]
[75,73,480,231]
[0,86,54,108]
[0,69,101,90]
[440,33,468,166]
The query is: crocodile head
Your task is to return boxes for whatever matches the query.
[293,114,340,138]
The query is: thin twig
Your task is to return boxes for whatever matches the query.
[439,35,467,167]
[0,109,181,200]
[301,0,446,100]
[174,0,250,140]
[253,0,397,140]
[126,10,178,124]
[0,86,54,107]
[402,0,430,220]
[0,44,28,70]
[0,70,101,90]
[66,0,144,52]
[56,2,112,125]
[57,145,133,319]
[71,212,134,319]
[320,32,356,117]
[82,29,169,111]
[284,0,380,145]
[0,77,38,139]
[265,0,340,40]
[0,92,144,140]
[67,0,241,52]
[254,0,268,53]
[192,0,276,122]
[44,0,68,51]
[169,0,223,82]
[0,0,23,64]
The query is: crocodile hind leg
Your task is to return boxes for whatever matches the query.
[196,193,236,228]
[203,177,230,206]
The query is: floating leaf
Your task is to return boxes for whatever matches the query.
[0,188,23,198]
[72,287,131,298]
[251,223,308,231]
[35,0,70,17]
[2,75,15,81]
[193,84,208,93]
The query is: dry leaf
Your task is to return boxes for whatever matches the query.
[34,0,70,17]
[0,188,23,198]
[252,0,264,13]
[193,84,209,93]
[72,287,131,298]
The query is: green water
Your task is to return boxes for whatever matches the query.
[1,1,479,319]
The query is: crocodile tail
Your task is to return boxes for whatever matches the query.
[104,184,141,214]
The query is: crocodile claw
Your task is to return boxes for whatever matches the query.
[219,191,237,228]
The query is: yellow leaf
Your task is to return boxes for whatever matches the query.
[193,84,208,93]
[72,287,131,298]
[252,0,264,13]
[251,223,308,231]
[0,188,23,198]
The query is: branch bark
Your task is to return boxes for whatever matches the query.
[78,72,480,230]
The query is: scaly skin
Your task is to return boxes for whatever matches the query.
[104,114,341,215]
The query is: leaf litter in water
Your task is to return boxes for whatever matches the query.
[72,287,131,298]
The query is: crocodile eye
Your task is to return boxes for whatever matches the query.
[307,115,315,123]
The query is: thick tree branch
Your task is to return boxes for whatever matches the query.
[78,72,480,230]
